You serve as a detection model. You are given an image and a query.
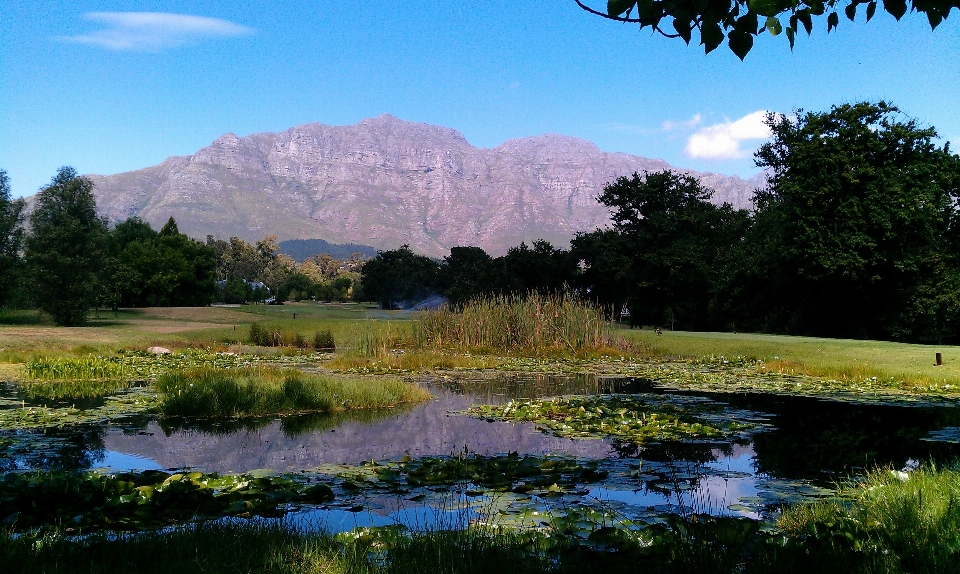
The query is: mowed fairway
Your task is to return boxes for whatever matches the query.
[5,304,960,388]
[0,303,412,361]
[624,328,960,387]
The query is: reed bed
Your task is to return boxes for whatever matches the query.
[155,366,430,418]
[413,294,620,356]
[19,356,132,399]
[25,356,127,380]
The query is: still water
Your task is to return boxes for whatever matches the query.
[6,373,960,528]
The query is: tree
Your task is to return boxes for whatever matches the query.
[440,246,494,306]
[576,0,958,59]
[24,167,108,326]
[596,170,749,329]
[359,246,441,308]
[737,102,960,342]
[0,169,26,308]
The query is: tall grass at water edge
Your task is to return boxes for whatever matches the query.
[778,463,960,573]
[14,356,133,399]
[155,366,430,418]
[414,294,623,356]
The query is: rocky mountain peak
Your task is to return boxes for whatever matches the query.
[86,116,760,257]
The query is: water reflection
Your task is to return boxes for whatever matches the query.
[6,371,960,524]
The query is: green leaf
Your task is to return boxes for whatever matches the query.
[927,10,943,28]
[787,25,796,48]
[673,18,693,44]
[728,30,755,60]
[845,3,857,20]
[701,20,725,53]
[607,0,637,17]
[806,0,826,15]
[797,9,814,33]
[827,11,840,31]
[748,0,788,16]
[766,16,783,35]
[866,1,877,20]
[883,0,907,19]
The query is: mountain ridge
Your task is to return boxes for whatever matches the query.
[84,114,763,257]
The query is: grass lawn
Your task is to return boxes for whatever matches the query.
[622,327,960,387]
[0,303,412,362]
[5,304,960,389]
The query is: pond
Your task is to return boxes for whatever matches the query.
[4,372,960,533]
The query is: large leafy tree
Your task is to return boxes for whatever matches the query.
[359,246,441,308]
[105,217,217,307]
[24,167,108,326]
[0,169,26,308]
[594,170,749,330]
[736,102,960,341]
[577,0,958,59]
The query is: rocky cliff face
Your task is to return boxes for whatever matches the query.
[88,114,762,257]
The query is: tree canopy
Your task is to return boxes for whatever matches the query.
[24,167,108,326]
[0,169,25,308]
[577,0,958,58]
[726,102,960,341]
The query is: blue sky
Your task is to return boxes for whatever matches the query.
[1,1,958,198]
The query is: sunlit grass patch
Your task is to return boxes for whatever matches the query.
[328,352,504,373]
[156,366,430,418]
[778,463,960,572]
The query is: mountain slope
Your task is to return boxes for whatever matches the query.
[88,114,763,256]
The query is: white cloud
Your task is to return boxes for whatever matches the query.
[60,12,254,51]
[685,110,772,160]
[662,114,702,132]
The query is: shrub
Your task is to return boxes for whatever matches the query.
[313,329,336,351]
[249,322,268,346]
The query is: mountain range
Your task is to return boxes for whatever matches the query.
[87,114,763,257]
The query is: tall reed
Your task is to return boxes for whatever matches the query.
[413,293,618,355]
[26,356,126,381]
[156,367,430,418]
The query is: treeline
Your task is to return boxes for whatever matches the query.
[0,168,361,326]
[361,102,960,344]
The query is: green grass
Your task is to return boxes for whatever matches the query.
[155,366,430,418]
[623,328,960,389]
[414,294,624,356]
[778,463,960,573]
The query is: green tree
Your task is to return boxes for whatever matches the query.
[440,246,494,306]
[108,217,217,307]
[596,170,749,329]
[359,245,441,308]
[736,101,960,342]
[577,0,958,59]
[0,169,26,308]
[24,167,108,326]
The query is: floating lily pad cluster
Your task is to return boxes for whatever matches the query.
[0,387,160,431]
[469,395,752,444]
[328,453,609,497]
[0,469,334,532]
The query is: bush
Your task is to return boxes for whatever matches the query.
[249,322,269,346]
[313,329,335,351]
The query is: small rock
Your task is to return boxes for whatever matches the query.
[147,346,173,354]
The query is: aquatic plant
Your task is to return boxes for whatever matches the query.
[0,469,334,532]
[414,294,623,356]
[0,387,159,431]
[156,367,430,418]
[328,452,608,497]
[469,395,752,444]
